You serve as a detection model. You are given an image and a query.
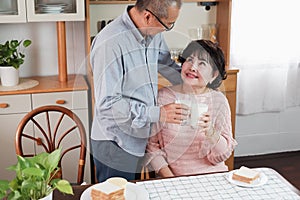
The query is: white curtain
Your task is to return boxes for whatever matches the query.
[230,0,300,115]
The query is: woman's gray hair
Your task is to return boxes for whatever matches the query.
[135,0,182,18]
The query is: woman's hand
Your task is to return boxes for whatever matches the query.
[159,103,190,124]
[198,112,211,132]
[199,112,220,143]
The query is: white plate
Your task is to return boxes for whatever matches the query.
[227,169,268,187]
[38,3,68,8]
[37,3,67,14]
[80,182,149,200]
[39,10,64,14]
[41,7,64,11]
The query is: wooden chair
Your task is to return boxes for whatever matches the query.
[140,166,156,180]
[15,105,87,184]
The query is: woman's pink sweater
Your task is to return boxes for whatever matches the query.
[145,87,237,176]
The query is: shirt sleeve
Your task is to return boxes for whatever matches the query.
[198,94,238,165]
[91,38,160,136]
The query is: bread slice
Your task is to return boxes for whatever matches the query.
[91,181,125,200]
[107,177,128,189]
[232,166,260,184]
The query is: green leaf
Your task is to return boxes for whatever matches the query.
[16,155,29,167]
[0,39,31,69]
[8,179,19,191]
[0,191,7,200]
[46,149,61,173]
[21,180,44,199]
[10,40,19,49]
[0,148,73,199]
[23,167,44,177]
[23,40,32,48]
[0,180,9,190]
[0,180,9,198]
[54,180,73,195]
[8,190,22,200]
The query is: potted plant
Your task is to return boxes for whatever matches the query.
[0,149,73,200]
[0,39,31,86]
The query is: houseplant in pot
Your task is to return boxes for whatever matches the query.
[0,39,31,86]
[0,149,73,200]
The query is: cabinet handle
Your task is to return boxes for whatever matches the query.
[0,103,9,108]
[56,100,66,105]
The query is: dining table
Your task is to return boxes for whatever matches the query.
[53,167,300,200]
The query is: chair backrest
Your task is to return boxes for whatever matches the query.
[15,105,87,184]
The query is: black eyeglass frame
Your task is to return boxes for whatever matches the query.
[145,9,175,31]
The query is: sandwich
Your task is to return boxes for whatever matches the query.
[90,177,127,200]
[107,177,128,189]
[232,166,260,184]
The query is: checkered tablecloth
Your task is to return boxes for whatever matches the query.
[136,168,300,200]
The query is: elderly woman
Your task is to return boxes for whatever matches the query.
[144,40,237,177]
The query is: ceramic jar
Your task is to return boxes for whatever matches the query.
[0,66,19,86]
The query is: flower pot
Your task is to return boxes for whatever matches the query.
[39,191,53,200]
[0,66,19,86]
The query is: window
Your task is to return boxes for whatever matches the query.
[230,0,300,115]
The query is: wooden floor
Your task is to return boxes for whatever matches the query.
[234,150,300,190]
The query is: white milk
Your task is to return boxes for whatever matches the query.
[190,103,208,129]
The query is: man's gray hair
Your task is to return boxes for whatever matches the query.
[135,0,182,18]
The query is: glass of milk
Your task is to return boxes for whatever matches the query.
[190,97,209,129]
[175,98,192,126]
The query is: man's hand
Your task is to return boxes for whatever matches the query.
[160,103,190,124]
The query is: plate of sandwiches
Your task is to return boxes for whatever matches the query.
[227,166,268,187]
[80,177,149,200]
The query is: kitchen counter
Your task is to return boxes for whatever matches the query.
[0,74,88,96]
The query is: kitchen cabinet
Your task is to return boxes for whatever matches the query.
[85,0,238,171]
[0,0,85,23]
[0,75,91,183]
[89,0,218,4]
[0,0,26,23]
[0,94,32,180]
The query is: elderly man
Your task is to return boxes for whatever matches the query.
[90,0,188,182]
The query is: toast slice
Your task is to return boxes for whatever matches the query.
[107,177,128,189]
[91,181,125,200]
[232,166,260,184]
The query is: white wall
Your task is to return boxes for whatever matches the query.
[89,3,216,49]
[235,106,300,157]
[0,21,86,77]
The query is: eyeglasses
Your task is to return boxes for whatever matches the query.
[145,9,175,31]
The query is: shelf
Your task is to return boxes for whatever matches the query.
[89,0,134,4]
